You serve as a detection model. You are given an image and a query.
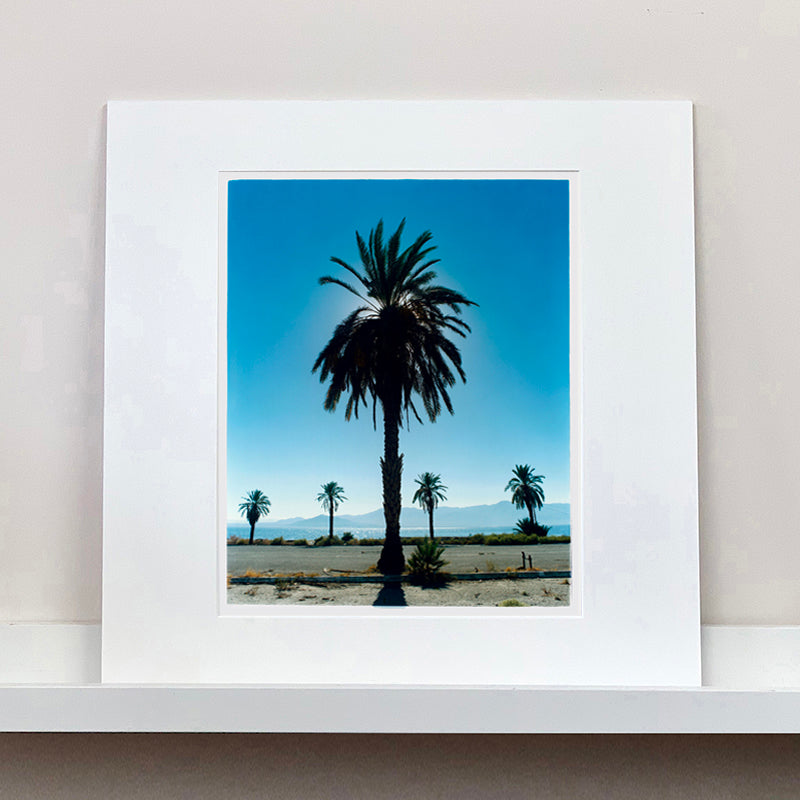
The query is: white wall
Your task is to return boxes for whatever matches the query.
[3,1,800,626]
[3,1,799,795]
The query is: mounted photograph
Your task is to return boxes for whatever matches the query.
[222,173,575,608]
[104,101,698,685]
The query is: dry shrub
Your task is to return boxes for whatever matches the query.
[274,576,296,595]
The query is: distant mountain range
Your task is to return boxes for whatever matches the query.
[256,501,570,529]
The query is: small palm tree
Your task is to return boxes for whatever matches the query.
[238,489,271,545]
[406,539,448,586]
[412,472,448,540]
[316,481,347,540]
[505,465,545,524]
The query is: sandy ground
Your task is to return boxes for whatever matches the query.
[227,577,570,607]
[227,542,570,575]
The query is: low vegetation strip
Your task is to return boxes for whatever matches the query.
[229,534,571,547]
[230,570,571,585]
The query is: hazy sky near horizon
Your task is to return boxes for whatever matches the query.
[226,177,570,520]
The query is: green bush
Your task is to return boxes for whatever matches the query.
[484,532,537,546]
[498,598,527,607]
[357,537,384,546]
[313,535,343,547]
[406,540,449,586]
[513,518,551,539]
[291,538,308,547]
[264,531,570,548]
[513,518,536,537]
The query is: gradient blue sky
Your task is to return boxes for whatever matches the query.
[226,178,570,521]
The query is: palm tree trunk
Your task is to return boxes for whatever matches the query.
[329,506,334,540]
[526,501,536,526]
[428,507,434,540]
[377,395,405,574]
[249,521,256,545]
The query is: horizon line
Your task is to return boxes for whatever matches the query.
[226,499,570,524]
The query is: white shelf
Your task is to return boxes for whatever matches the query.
[1,684,800,732]
[0,624,798,732]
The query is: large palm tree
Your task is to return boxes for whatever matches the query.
[313,219,476,574]
[412,472,448,540]
[317,481,347,540]
[505,465,545,524]
[238,489,271,545]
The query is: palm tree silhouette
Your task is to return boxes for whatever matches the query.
[412,472,448,540]
[238,489,271,545]
[505,465,545,524]
[317,481,347,540]
[313,219,476,574]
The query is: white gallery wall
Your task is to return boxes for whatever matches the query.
[2,2,800,797]
[1,3,798,625]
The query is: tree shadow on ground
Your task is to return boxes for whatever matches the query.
[373,581,407,606]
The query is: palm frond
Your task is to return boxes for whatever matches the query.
[313,219,477,428]
[238,489,271,523]
[316,480,347,512]
[318,275,368,303]
[412,471,448,511]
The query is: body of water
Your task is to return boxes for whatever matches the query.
[227,523,571,540]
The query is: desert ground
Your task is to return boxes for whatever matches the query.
[228,576,570,607]
[227,542,571,607]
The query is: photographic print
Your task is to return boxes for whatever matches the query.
[223,173,574,608]
[104,101,699,685]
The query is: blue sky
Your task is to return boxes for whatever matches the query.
[226,178,570,520]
